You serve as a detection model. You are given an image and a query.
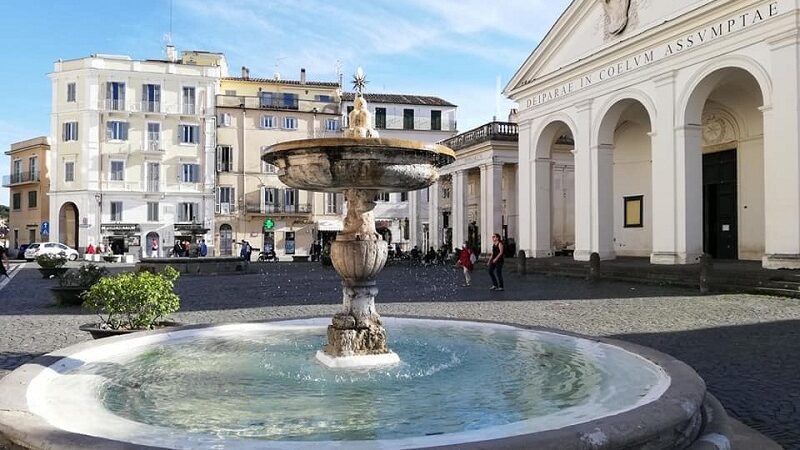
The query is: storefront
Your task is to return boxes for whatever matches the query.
[100,223,140,255]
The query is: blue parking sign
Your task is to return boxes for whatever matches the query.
[40,221,49,236]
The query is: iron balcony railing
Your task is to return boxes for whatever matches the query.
[245,203,312,215]
[439,121,518,151]
[3,171,40,186]
[141,101,161,113]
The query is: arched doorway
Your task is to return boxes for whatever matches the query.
[683,66,765,260]
[219,224,233,256]
[595,97,655,259]
[145,231,160,258]
[58,202,79,248]
[531,119,576,257]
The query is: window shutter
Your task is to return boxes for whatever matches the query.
[106,82,112,102]
[216,146,222,172]
[122,122,129,140]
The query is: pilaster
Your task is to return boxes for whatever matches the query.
[480,162,503,254]
[452,170,467,247]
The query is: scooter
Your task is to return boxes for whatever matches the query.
[257,250,279,262]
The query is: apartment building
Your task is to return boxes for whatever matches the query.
[341,92,458,252]
[48,47,227,257]
[4,137,51,252]
[215,68,343,257]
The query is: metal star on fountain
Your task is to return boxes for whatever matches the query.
[352,67,368,95]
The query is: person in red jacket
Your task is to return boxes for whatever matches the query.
[457,242,476,287]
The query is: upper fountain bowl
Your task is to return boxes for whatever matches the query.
[262,137,455,193]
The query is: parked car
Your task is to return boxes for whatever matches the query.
[24,242,80,262]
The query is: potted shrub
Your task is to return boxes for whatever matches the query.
[102,249,116,263]
[80,266,182,339]
[36,253,69,279]
[50,263,108,306]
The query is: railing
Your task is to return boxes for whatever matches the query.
[439,121,518,151]
[344,115,456,132]
[105,99,126,111]
[146,180,160,193]
[182,103,196,115]
[143,140,163,152]
[141,101,161,113]
[215,94,339,114]
[3,171,39,186]
[245,203,312,215]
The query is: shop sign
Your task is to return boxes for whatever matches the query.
[101,223,140,233]
[174,223,209,233]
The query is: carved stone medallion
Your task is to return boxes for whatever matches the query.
[600,0,632,35]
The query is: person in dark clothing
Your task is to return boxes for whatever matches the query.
[488,233,505,291]
[0,245,9,278]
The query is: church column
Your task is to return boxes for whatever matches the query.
[764,32,800,268]
[408,189,419,248]
[573,101,594,261]
[480,162,503,254]
[529,155,552,257]
[590,143,615,260]
[452,170,467,248]
[517,122,533,255]
[428,183,440,249]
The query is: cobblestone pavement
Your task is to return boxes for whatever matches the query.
[1,261,799,448]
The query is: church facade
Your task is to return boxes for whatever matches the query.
[506,0,800,269]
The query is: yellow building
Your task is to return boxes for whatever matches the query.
[4,137,51,253]
[215,68,343,258]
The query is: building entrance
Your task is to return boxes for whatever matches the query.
[703,149,738,259]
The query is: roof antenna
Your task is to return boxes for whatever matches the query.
[164,0,177,62]
[274,56,287,80]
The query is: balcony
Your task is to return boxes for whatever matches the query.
[143,140,164,153]
[439,121,518,151]
[245,203,312,216]
[141,101,161,113]
[3,171,39,187]
[215,94,340,114]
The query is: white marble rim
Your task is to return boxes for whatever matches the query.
[20,317,672,450]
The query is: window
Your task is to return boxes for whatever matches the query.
[315,95,333,102]
[67,83,76,102]
[110,201,123,221]
[28,191,37,209]
[403,109,414,130]
[147,202,159,222]
[146,123,161,151]
[12,160,21,177]
[110,160,125,181]
[106,121,129,141]
[259,92,298,109]
[282,93,298,109]
[264,187,278,205]
[431,110,442,131]
[259,91,275,108]
[179,124,200,144]
[262,161,278,174]
[178,202,199,222]
[282,117,298,130]
[106,82,125,110]
[142,84,161,112]
[63,122,78,141]
[218,113,231,127]
[216,145,233,172]
[442,187,451,199]
[64,162,75,182]
[400,192,408,202]
[624,195,644,228]
[181,164,200,182]
[182,86,196,114]
[284,188,297,212]
[324,192,338,214]
[375,192,390,202]
[375,107,387,129]
[260,115,275,128]
[29,156,38,179]
[11,193,21,210]
[217,187,234,215]
[325,118,338,131]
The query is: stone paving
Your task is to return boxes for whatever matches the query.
[1,261,799,448]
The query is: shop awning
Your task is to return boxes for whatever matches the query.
[317,219,343,231]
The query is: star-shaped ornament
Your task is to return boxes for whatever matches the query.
[352,67,368,94]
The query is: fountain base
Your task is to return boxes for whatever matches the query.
[315,350,400,368]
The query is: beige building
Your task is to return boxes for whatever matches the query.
[4,137,51,252]
[215,68,343,257]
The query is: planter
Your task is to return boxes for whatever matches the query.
[79,321,183,340]
[38,267,69,279]
[50,286,87,306]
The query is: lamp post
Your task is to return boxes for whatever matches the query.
[94,193,102,248]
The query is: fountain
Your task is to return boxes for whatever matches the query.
[0,69,737,450]
[262,68,454,367]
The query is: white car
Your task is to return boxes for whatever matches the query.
[24,242,80,261]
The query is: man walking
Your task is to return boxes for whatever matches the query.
[488,233,505,291]
[457,242,475,286]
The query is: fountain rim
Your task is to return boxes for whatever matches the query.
[0,316,707,450]
[263,137,456,159]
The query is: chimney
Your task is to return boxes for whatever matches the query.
[241,66,250,79]
[300,68,306,84]
[166,45,177,63]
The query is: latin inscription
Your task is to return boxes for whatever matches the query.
[524,2,778,109]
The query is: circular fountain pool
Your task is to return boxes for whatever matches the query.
[0,318,709,449]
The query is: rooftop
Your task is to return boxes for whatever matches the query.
[223,77,340,88]
[341,92,456,107]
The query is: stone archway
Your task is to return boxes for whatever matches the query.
[219,224,233,256]
[145,231,160,258]
[58,202,79,248]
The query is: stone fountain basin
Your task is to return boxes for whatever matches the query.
[262,137,456,192]
[0,317,726,450]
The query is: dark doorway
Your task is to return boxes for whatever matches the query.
[58,202,79,248]
[703,149,738,259]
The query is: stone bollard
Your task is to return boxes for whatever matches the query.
[517,250,527,275]
[588,252,600,283]
[699,253,712,294]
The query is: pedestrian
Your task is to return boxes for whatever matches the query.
[240,240,250,261]
[489,233,505,291]
[199,239,208,257]
[173,240,182,257]
[457,241,475,286]
[150,238,159,258]
[0,245,9,279]
[86,243,95,255]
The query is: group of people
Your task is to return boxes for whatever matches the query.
[456,233,505,291]
[170,239,208,258]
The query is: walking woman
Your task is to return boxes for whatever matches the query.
[489,233,505,291]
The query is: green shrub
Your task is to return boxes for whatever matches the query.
[58,263,108,288]
[83,266,181,330]
[36,253,67,269]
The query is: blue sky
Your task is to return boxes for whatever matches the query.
[0,0,570,204]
